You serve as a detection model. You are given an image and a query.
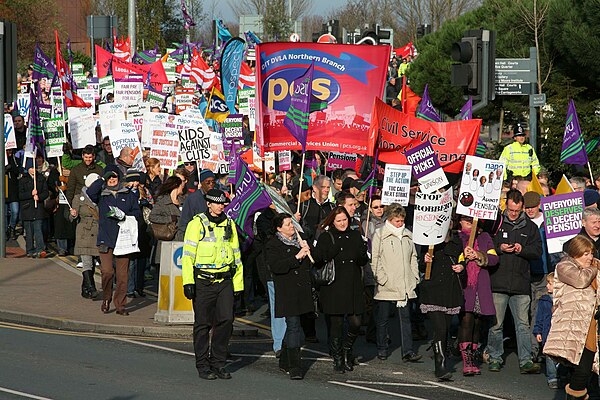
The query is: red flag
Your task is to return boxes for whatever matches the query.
[95,44,113,77]
[239,62,255,88]
[55,31,91,108]
[188,48,218,90]
[395,42,414,59]
[113,35,131,62]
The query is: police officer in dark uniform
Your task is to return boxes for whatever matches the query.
[182,188,244,380]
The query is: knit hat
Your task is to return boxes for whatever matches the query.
[103,164,122,179]
[292,180,311,197]
[523,191,541,208]
[584,189,600,207]
[125,168,141,183]
[205,188,229,204]
[342,177,355,191]
[199,169,216,183]
[84,173,100,188]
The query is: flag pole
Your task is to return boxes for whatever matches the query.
[296,151,306,216]
[365,196,373,235]
[588,162,595,184]
[295,229,314,263]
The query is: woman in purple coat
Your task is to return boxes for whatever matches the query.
[456,215,498,376]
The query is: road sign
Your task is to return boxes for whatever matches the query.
[530,93,546,107]
[495,82,531,95]
[495,58,531,70]
[495,70,536,83]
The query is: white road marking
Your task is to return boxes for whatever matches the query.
[424,381,506,399]
[0,387,54,400]
[329,381,430,400]
[346,380,437,388]
[116,338,195,356]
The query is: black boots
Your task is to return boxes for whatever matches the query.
[432,341,452,381]
[287,348,303,380]
[279,344,289,373]
[81,270,98,299]
[343,332,359,371]
[330,337,346,373]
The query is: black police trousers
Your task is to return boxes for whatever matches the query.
[192,278,234,371]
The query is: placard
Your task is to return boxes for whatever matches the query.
[198,131,228,174]
[238,88,253,116]
[175,87,194,114]
[114,80,144,105]
[413,188,454,245]
[381,164,411,206]
[150,127,180,170]
[17,93,30,121]
[51,88,64,118]
[327,151,357,170]
[44,118,66,158]
[99,76,114,103]
[404,141,448,194]
[99,102,127,137]
[141,111,170,148]
[68,106,96,149]
[109,120,146,172]
[175,115,212,162]
[4,114,16,149]
[278,150,291,172]
[541,192,585,254]
[222,113,244,140]
[456,155,505,220]
[264,151,276,174]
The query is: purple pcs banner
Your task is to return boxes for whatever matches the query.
[541,191,584,253]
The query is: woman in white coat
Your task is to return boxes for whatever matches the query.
[371,203,420,361]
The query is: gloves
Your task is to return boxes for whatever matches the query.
[183,284,196,300]
[107,205,126,221]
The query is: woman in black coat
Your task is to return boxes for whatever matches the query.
[419,230,465,381]
[265,213,313,380]
[314,206,369,373]
[19,167,49,257]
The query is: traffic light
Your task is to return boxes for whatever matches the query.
[416,24,431,39]
[375,26,394,46]
[451,36,479,90]
[450,29,496,102]
[1,20,17,104]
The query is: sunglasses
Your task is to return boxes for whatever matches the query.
[372,205,384,210]
[184,162,195,166]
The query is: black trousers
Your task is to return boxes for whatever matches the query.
[192,279,234,371]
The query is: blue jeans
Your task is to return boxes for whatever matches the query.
[23,219,44,255]
[487,293,532,366]
[545,355,557,382]
[284,315,303,349]
[267,281,287,352]
[6,201,19,228]
[375,300,414,357]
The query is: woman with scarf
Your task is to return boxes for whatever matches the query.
[371,203,420,363]
[451,214,498,376]
[87,167,141,316]
[264,213,313,380]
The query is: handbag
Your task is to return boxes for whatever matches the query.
[311,232,336,286]
[151,221,178,241]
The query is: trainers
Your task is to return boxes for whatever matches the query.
[548,380,558,389]
[402,352,422,362]
[520,361,541,374]
[488,360,502,372]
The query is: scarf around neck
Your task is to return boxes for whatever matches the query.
[276,232,301,248]
[385,220,405,238]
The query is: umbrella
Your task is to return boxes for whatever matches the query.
[264,184,304,233]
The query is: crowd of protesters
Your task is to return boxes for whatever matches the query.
[5,61,600,397]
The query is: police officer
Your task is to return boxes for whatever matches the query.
[499,124,540,179]
[182,188,244,380]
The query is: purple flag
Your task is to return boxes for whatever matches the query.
[560,99,588,165]
[32,44,57,82]
[181,0,196,29]
[416,84,441,122]
[28,89,45,152]
[225,157,272,238]
[459,97,473,120]
[283,62,328,152]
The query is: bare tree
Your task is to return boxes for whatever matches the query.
[228,0,313,39]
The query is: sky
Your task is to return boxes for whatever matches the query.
[212,0,348,24]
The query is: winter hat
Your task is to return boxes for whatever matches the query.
[292,180,311,197]
[103,164,122,179]
[523,191,541,208]
[199,169,216,183]
[584,189,600,207]
[84,173,100,188]
[342,177,356,191]
[205,188,229,204]
[125,168,141,182]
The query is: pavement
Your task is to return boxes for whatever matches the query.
[0,236,261,339]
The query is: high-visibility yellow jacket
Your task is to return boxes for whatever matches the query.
[499,141,540,178]
[182,213,243,292]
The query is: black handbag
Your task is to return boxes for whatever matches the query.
[311,232,336,286]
